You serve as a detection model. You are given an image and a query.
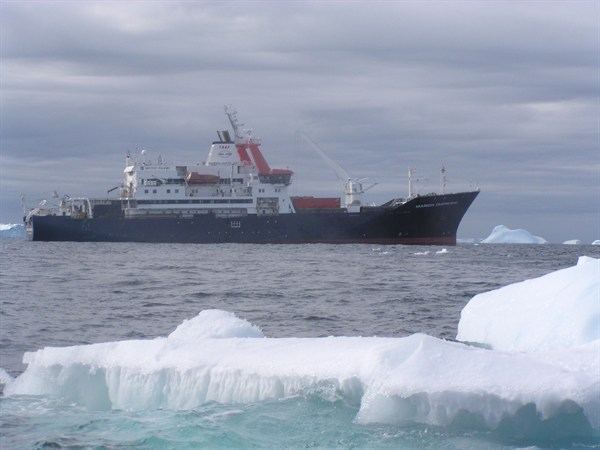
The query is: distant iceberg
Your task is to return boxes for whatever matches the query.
[563,239,582,245]
[481,224,547,244]
[0,223,25,238]
[593,240,600,246]
[457,237,480,244]
[4,259,599,434]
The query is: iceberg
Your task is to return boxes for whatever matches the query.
[0,223,25,238]
[457,256,600,352]
[563,239,581,245]
[5,257,600,437]
[593,240,600,246]
[457,237,480,244]
[481,225,547,244]
[0,368,14,385]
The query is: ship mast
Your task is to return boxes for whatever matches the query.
[224,105,259,146]
[440,164,446,195]
[225,106,244,141]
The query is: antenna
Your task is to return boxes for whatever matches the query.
[440,164,446,194]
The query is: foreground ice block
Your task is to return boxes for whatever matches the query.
[457,256,599,352]
[4,303,599,433]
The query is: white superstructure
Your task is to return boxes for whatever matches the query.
[120,108,295,218]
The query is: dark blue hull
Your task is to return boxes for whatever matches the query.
[29,191,479,245]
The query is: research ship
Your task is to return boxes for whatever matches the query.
[25,108,479,244]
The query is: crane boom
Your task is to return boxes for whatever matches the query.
[297,131,377,211]
[297,131,350,182]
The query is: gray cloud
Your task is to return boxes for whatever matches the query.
[1,1,598,242]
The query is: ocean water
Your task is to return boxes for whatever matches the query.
[1,234,599,449]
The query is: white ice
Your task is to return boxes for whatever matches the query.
[0,368,14,385]
[0,223,25,238]
[4,259,600,432]
[0,223,21,231]
[481,225,547,244]
[457,256,599,352]
[563,239,582,245]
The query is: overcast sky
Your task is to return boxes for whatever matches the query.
[1,1,598,243]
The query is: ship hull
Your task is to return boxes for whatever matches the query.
[29,191,479,245]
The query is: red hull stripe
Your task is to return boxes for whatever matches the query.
[248,237,458,245]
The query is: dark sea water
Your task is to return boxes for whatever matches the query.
[1,235,599,449]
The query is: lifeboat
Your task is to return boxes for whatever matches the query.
[186,172,220,185]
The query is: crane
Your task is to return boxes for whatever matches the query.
[297,131,377,210]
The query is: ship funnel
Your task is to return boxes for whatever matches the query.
[216,130,232,143]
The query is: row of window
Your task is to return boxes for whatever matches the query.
[144,188,252,196]
[141,178,244,187]
[220,178,244,184]
[136,199,254,205]
[144,189,181,194]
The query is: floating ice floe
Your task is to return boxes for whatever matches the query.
[593,240,600,246]
[0,223,25,238]
[457,237,480,244]
[3,259,599,435]
[563,239,582,245]
[481,225,547,244]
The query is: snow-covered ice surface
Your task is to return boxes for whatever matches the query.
[482,225,547,244]
[6,313,599,431]
[5,258,600,437]
[457,256,599,352]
